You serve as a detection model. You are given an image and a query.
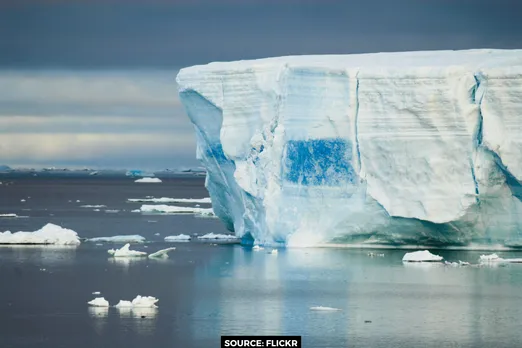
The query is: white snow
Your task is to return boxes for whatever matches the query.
[88,235,146,243]
[310,306,341,311]
[108,243,147,257]
[128,197,211,204]
[176,49,522,248]
[0,223,81,245]
[88,297,109,307]
[134,178,162,183]
[139,204,215,216]
[402,250,443,262]
[148,247,176,259]
[164,234,191,242]
[197,233,238,240]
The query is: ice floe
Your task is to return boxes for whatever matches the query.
[139,204,215,216]
[479,253,522,263]
[105,210,120,213]
[164,234,191,242]
[128,197,211,204]
[0,223,81,245]
[88,235,146,243]
[108,243,147,257]
[81,205,107,208]
[0,213,18,218]
[148,247,176,259]
[115,295,159,308]
[197,233,238,240]
[92,291,101,295]
[310,306,341,311]
[252,245,264,251]
[135,178,162,183]
[402,250,443,262]
[88,297,110,307]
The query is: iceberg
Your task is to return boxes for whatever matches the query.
[139,204,214,216]
[88,297,110,307]
[402,250,443,262]
[164,234,192,242]
[176,49,522,248]
[108,243,147,257]
[134,178,162,183]
[0,223,81,245]
[87,235,146,243]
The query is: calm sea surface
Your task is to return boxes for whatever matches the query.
[1,174,522,348]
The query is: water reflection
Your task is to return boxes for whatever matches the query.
[0,245,78,265]
[116,306,158,336]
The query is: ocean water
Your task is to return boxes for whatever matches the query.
[1,174,522,348]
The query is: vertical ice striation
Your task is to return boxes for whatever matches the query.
[176,49,522,247]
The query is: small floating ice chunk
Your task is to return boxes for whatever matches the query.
[154,233,160,236]
[131,295,159,308]
[310,306,341,311]
[268,249,278,254]
[402,250,443,262]
[444,261,459,267]
[139,204,214,216]
[81,205,106,208]
[93,209,100,212]
[105,210,119,213]
[0,213,18,218]
[458,260,470,266]
[108,243,147,257]
[88,297,109,307]
[88,235,146,243]
[148,247,176,259]
[252,245,264,251]
[479,253,503,262]
[76,200,81,202]
[20,199,25,202]
[114,300,133,308]
[128,197,211,204]
[92,291,101,295]
[164,234,191,242]
[0,223,81,245]
[135,178,162,183]
[197,233,238,240]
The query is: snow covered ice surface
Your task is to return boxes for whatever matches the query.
[402,250,443,262]
[176,49,522,248]
[88,235,146,243]
[134,178,162,183]
[108,244,147,257]
[0,223,81,245]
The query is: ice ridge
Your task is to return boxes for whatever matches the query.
[176,49,522,247]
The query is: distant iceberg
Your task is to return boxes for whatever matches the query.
[164,234,191,242]
[197,233,238,240]
[177,49,522,248]
[135,178,162,183]
[128,197,211,204]
[402,250,443,262]
[0,223,81,245]
[88,297,110,307]
[88,235,146,243]
[139,204,214,216]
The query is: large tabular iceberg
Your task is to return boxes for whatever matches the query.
[176,49,522,248]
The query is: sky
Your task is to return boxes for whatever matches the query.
[1,0,522,169]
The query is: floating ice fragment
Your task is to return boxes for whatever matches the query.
[105,210,119,213]
[0,213,18,218]
[0,223,81,245]
[310,306,341,311]
[479,253,503,262]
[88,297,109,307]
[128,197,211,204]
[114,296,159,309]
[164,234,191,242]
[114,300,133,308]
[458,260,470,266]
[108,243,147,257]
[20,199,25,202]
[135,178,162,183]
[252,245,264,251]
[148,247,176,259]
[88,235,146,243]
[267,249,278,254]
[154,233,160,236]
[139,204,215,217]
[81,205,106,208]
[197,233,238,240]
[92,291,101,295]
[402,250,443,262]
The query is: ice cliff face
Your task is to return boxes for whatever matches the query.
[176,49,522,247]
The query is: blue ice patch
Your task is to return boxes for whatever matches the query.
[284,138,356,186]
[205,143,231,164]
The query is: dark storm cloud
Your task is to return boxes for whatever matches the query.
[1,0,521,68]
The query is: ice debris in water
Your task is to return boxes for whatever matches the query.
[164,234,191,242]
[267,249,278,254]
[108,243,147,257]
[402,250,443,262]
[128,197,211,204]
[310,306,341,311]
[139,204,215,216]
[20,199,25,202]
[115,296,159,308]
[197,233,238,240]
[88,235,146,243]
[92,291,101,295]
[479,253,522,263]
[88,297,109,307]
[252,245,264,251]
[0,223,81,245]
[0,213,18,218]
[81,205,106,208]
[148,247,176,259]
[134,178,162,183]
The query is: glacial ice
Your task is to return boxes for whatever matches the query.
[115,295,159,309]
[134,178,162,183]
[176,49,522,247]
[197,233,238,240]
[164,234,192,241]
[402,250,443,262]
[88,297,110,307]
[108,243,147,257]
[0,223,81,245]
[128,197,211,204]
[88,235,146,243]
[148,247,176,258]
[139,204,215,216]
